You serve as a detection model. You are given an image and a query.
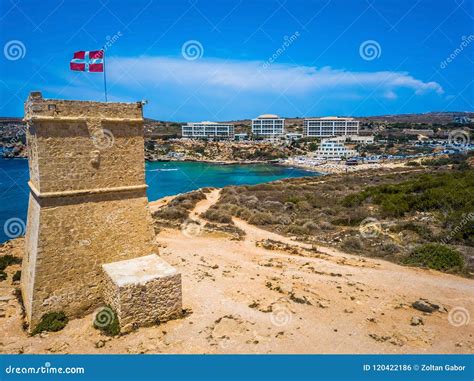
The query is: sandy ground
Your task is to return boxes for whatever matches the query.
[148,195,177,214]
[0,189,473,354]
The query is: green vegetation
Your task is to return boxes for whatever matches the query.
[402,244,464,272]
[151,165,472,276]
[389,222,433,241]
[421,153,470,168]
[0,254,22,282]
[32,312,69,335]
[12,270,21,282]
[93,306,120,336]
[341,171,473,244]
[331,209,368,226]
[0,254,21,271]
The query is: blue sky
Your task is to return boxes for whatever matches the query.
[1,0,473,121]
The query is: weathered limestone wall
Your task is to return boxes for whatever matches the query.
[21,92,157,329]
[28,120,145,193]
[22,194,40,320]
[24,92,144,194]
[26,193,156,324]
[24,93,143,120]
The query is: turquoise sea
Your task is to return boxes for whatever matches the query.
[0,159,318,243]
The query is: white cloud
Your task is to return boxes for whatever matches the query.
[383,90,398,100]
[107,56,444,99]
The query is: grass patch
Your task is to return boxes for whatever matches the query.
[32,312,68,335]
[389,222,434,241]
[402,243,464,272]
[421,153,469,168]
[341,171,473,244]
[172,167,471,276]
[12,270,21,282]
[0,255,21,282]
[0,255,21,271]
[93,306,120,336]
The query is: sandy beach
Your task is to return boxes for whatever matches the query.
[279,157,414,174]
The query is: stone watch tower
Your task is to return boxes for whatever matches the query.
[21,92,165,329]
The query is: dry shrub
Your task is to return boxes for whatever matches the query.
[202,209,233,224]
[153,206,188,222]
[303,221,319,232]
[286,225,309,235]
[249,212,277,225]
[342,237,363,252]
[318,221,334,231]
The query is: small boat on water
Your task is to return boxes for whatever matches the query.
[147,168,179,172]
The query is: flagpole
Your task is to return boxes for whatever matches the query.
[103,49,108,102]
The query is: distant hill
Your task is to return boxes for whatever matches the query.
[357,111,474,125]
[223,111,474,126]
[144,112,473,137]
[1,112,472,139]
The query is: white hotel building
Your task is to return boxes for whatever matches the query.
[252,114,285,140]
[182,121,235,140]
[304,117,359,138]
[314,139,358,159]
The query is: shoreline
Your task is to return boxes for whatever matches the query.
[0,155,404,176]
[146,157,322,174]
[145,157,280,165]
[278,158,411,174]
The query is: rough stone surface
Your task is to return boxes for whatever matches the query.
[102,254,182,332]
[410,316,424,326]
[21,92,161,329]
[412,299,440,314]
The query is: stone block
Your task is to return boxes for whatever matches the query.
[102,254,182,332]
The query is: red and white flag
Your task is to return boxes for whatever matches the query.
[70,50,104,72]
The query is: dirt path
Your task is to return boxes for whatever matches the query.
[190,189,221,222]
[1,191,473,354]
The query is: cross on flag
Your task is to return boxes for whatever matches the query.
[70,50,104,72]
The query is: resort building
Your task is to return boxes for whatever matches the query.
[453,115,471,124]
[313,138,358,159]
[182,121,234,140]
[234,133,248,141]
[285,133,303,141]
[252,114,285,140]
[303,117,359,138]
[346,135,374,144]
[332,135,374,144]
